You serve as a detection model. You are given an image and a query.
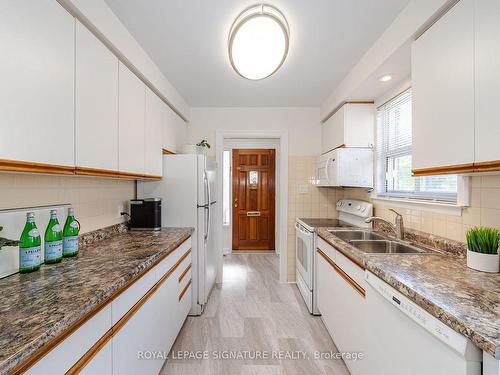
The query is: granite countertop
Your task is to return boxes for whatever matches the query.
[317,227,500,360]
[0,227,193,375]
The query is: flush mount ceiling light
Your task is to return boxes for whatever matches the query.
[378,74,393,82]
[228,4,290,80]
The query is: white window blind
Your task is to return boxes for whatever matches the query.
[376,88,458,203]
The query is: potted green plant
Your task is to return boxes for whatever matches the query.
[466,227,500,273]
[195,139,211,154]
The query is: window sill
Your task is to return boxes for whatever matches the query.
[371,196,465,216]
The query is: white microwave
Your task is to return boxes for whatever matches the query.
[316,148,373,188]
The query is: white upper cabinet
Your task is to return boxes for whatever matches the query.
[119,62,145,175]
[321,103,374,154]
[145,88,164,176]
[474,0,500,165]
[0,1,74,166]
[163,107,187,154]
[75,21,119,171]
[412,0,475,172]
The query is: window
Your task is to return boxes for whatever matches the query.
[376,89,458,203]
[222,150,231,226]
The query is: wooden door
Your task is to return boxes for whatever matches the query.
[232,149,275,251]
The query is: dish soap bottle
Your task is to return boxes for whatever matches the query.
[19,212,42,273]
[63,208,80,257]
[44,210,63,264]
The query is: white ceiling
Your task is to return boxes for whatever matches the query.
[105,0,411,107]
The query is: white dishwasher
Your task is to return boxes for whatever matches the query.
[364,271,482,375]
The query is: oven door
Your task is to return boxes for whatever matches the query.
[295,222,314,289]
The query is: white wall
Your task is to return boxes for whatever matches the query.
[187,107,321,156]
[320,0,454,121]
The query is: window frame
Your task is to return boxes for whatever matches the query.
[375,88,459,204]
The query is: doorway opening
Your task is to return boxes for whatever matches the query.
[216,131,288,283]
[221,139,280,255]
[231,148,276,251]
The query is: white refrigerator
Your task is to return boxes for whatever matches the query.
[137,154,217,315]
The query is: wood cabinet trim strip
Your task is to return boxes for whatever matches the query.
[321,144,346,155]
[178,279,192,302]
[178,263,192,283]
[317,249,366,298]
[0,159,74,175]
[412,163,475,176]
[75,166,123,178]
[474,160,500,173]
[0,161,162,180]
[10,240,191,375]
[162,148,176,155]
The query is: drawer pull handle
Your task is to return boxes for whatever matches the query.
[178,263,192,283]
[179,279,192,302]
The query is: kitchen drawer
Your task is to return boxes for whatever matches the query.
[152,237,191,280]
[27,305,112,374]
[317,237,336,262]
[334,249,365,288]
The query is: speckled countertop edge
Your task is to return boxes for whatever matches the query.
[0,227,194,375]
[316,227,500,359]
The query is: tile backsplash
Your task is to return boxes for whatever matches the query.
[287,156,343,281]
[343,175,500,243]
[287,161,500,282]
[0,174,134,234]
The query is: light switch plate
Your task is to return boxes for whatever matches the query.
[297,184,309,194]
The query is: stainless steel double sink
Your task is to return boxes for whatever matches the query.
[328,230,426,254]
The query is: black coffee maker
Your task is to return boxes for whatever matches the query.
[129,198,162,230]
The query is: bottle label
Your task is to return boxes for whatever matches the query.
[45,240,63,261]
[70,221,79,229]
[28,228,40,237]
[52,224,61,232]
[20,246,41,269]
[63,236,79,255]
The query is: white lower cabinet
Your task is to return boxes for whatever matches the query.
[27,237,192,374]
[316,239,366,375]
[112,279,174,375]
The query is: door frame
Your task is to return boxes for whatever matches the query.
[216,130,289,283]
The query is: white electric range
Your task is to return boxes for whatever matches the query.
[295,199,373,314]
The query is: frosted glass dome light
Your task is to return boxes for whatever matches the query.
[228,4,290,80]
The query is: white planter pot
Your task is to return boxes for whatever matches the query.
[466,249,500,273]
[181,145,207,155]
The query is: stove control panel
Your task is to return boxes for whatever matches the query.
[336,199,373,218]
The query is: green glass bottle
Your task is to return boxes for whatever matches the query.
[19,212,42,273]
[44,209,63,264]
[63,207,80,257]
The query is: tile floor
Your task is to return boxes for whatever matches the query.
[161,253,350,375]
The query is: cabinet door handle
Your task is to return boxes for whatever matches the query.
[317,249,365,298]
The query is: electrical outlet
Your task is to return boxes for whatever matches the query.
[117,203,125,219]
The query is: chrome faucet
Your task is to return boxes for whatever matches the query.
[365,209,405,240]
